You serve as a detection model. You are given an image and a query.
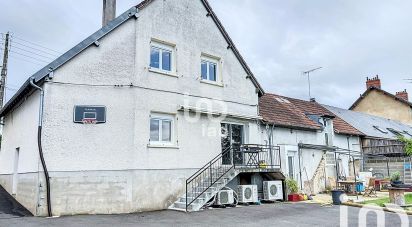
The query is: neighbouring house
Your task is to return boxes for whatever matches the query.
[325,105,412,184]
[0,0,284,216]
[350,75,412,125]
[259,94,363,194]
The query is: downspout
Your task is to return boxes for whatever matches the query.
[30,78,52,217]
[347,136,351,176]
[298,145,303,190]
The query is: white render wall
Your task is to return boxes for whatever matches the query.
[44,0,259,171]
[260,125,361,194]
[0,90,41,215]
[30,0,260,216]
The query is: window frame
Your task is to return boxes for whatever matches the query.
[200,54,222,85]
[149,113,175,146]
[149,40,176,76]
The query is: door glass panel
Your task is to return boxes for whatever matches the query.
[288,156,294,179]
[221,123,244,165]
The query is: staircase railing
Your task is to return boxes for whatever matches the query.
[185,146,233,211]
[184,144,282,211]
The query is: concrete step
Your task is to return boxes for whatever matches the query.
[179,197,206,204]
[172,201,199,210]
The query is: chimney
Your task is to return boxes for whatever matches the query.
[396,89,409,101]
[102,0,116,27]
[366,75,381,89]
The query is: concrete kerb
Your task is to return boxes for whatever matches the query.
[342,202,412,215]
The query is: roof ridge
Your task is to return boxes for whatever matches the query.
[350,86,412,110]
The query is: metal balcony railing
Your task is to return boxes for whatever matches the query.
[185,144,281,211]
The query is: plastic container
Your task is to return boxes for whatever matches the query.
[331,190,345,205]
[356,183,364,192]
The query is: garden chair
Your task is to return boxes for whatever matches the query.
[363,177,377,197]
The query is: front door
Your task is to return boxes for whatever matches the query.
[221,123,244,165]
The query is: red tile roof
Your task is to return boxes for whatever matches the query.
[259,94,363,136]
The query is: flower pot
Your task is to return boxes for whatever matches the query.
[288,194,300,202]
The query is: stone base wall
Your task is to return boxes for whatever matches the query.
[42,169,195,216]
[0,173,39,215]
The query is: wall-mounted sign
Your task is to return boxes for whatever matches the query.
[73,105,106,124]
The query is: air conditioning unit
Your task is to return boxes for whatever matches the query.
[263,181,283,201]
[238,185,258,203]
[215,189,235,205]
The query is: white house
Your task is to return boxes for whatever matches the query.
[0,0,282,216]
[259,94,364,194]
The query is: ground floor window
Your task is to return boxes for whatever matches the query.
[150,113,174,145]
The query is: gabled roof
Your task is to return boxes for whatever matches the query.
[259,94,321,131]
[259,93,363,136]
[0,0,264,118]
[350,86,412,110]
[325,105,412,140]
[0,7,139,118]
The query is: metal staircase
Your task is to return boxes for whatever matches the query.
[169,145,281,212]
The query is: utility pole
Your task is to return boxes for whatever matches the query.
[0,32,10,107]
[303,67,322,100]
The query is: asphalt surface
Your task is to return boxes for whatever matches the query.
[0,186,31,220]
[0,202,411,227]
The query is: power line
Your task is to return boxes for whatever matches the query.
[10,44,56,61]
[10,40,59,57]
[2,34,62,54]
[0,48,50,64]
[8,54,45,66]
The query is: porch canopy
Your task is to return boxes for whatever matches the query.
[297,143,389,197]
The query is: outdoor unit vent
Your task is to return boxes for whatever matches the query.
[215,189,235,205]
[237,185,258,203]
[263,181,283,201]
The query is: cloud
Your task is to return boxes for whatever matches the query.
[1,0,411,108]
[209,0,412,107]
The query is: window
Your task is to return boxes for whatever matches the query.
[150,114,174,145]
[373,126,388,134]
[387,128,403,137]
[403,131,412,137]
[149,40,174,73]
[200,55,220,82]
[325,153,336,166]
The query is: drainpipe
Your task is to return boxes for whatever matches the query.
[298,146,303,190]
[30,78,52,217]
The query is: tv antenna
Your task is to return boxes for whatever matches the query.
[303,67,322,100]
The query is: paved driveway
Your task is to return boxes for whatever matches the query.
[1,203,411,226]
[0,186,31,220]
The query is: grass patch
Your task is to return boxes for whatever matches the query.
[362,194,412,207]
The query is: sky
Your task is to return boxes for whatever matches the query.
[1,0,412,108]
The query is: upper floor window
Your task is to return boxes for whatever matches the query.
[201,55,220,82]
[149,40,175,73]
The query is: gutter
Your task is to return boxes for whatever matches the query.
[30,78,52,217]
